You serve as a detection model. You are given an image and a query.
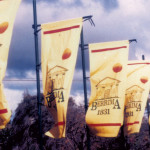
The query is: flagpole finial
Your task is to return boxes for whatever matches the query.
[129,39,137,43]
[83,15,95,26]
[142,55,145,60]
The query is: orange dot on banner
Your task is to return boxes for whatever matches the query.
[140,76,148,84]
[113,63,122,73]
[0,22,9,34]
[62,48,71,60]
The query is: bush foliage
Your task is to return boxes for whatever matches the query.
[0,93,150,150]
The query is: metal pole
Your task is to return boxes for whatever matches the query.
[142,55,145,60]
[80,28,90,150]
[32,0,43,149]
[142,55,150,136]
[80,29,88,112]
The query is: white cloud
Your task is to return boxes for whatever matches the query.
[118,0,146,17]
[73,69,90,81]
[4,88,23,112]
[135,48,144,60]
[14,2,32,28]
[59,0,75,5]
[71,92,84,106]
[71,90,90,106]
[25,70,36,79]
[3,70,43,112]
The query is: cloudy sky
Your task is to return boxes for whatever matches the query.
[3,0,150,112]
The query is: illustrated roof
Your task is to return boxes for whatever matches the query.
[96,77,120,87]
[48,65,68,74]
[126,85,144,92]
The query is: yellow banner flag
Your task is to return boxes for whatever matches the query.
[41,18,82,138]
[0,0,21,129]
[124,61,150,135]
[86,40,129,137]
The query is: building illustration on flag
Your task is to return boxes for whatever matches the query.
[46,65,68,91]
[125,85,144,103]
[46,65,68,108]
[95,77,120,99]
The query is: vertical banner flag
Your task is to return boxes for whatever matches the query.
[0,0,21,129]
[124,61,150,135]
[41,18,82,138]
[86,40,129,137]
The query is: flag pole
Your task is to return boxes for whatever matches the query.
[81,27,88,114]
[80,26,91,150]
[32,0,43,150]
[80,15,94,150]
[142,55,150,137]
